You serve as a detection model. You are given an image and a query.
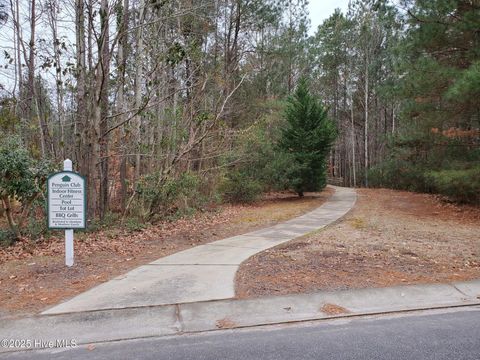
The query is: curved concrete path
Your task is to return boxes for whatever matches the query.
[43,186,356,315]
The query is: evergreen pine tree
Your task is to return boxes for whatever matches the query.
[279,78,337,196]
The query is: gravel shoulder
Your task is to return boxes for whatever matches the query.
[235,188,480,298]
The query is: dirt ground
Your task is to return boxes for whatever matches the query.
[0,188,333,318]
[236,188,480,298]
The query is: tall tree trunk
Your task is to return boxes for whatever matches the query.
[27,0,42,155]
[75,0,86,169]
[98,0,111,218]
[47,0,66,158]
[351,96,356,187]
[364,58,369,187]
[9,0,20,97]
[134,0,146,181]
[392,105,396,134]
[117,0,129,212]
[27,0,36,123]
[75,0,97,218]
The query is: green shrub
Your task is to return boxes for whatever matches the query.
[124,217,146,232]
[369,129,480,203]
[260,151,307,192]
[136,172,205,221]
[0,228,16,247]
[24,217,48,241]
[0,136,52,240]
[368,160,430,192]
[219,171,263,203]
[86,212,120,232]
[165,206,197,222]
[368,130,480,204]
[427,167,480,204]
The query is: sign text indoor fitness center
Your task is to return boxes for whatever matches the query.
[47,171,86,229]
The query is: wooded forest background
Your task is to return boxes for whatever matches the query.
[0,0,478,234]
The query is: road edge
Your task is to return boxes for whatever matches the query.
[1,280,479,354]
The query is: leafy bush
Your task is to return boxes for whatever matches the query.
[219,171,263,203]
[124,217,146,232]
[427,167,480,204]
[0,228,16,247]
[24,217,48,241]
[0,136,52,240]
[260,151,307,192]
[368,160,430,192]
[87,212,121,232]
[135,172,204,221]
[369,130,480,204]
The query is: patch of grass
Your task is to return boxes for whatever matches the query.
[304,227,326,238]
[234,200,321,225]
[349,217,366,229]
[235,216,258,223]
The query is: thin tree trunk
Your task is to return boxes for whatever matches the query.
[134,0,146,181]
[9,0,23,104]
[27,0,36,114]
[392,105,396,134]
[98,0,111,218]
[2,197,20,239]
[28,0,46,156]
[364,58,369,188]
[75,0,86,169]
[9,0,18,96]
[117,0,129,212]
[351,96,356,187]
[75,0,97,218]
[47,0,66,158]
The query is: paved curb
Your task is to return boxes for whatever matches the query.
[1,280,479,354]
[41,186,357,314]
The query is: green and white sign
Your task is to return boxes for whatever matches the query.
[47,170,86,229]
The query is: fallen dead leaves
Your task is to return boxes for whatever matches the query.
[320,303,350,315]
[236,188,480,299]
[0,210,235,263]
[216,317,236,329]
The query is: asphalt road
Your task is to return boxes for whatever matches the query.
[3,307,480,360]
